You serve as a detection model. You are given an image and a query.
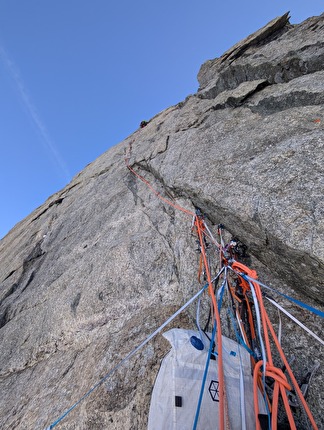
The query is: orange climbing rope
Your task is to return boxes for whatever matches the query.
[194,214,226,430]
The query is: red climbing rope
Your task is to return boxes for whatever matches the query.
[124,141,195,217]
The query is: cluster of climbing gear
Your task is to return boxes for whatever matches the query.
[191,210,321,430]
[44,144,323,429]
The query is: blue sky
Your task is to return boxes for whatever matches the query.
[0,1,323,239]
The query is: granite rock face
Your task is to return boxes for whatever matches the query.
[0,13,323,429]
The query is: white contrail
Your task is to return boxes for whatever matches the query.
[0,43,71,182]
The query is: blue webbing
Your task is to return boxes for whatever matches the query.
[240,273,324,318]
[217,274,227,312]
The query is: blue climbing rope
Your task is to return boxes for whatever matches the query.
[227,307,258,360]
[192,270,228,429]
[192,321,217,430]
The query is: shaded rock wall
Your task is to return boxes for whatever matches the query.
[0,13,323,429]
